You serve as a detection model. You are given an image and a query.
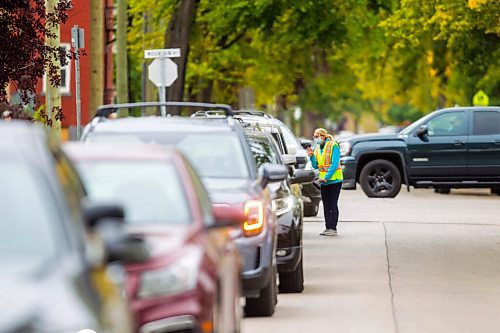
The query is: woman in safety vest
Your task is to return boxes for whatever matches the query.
[307,128,343,236]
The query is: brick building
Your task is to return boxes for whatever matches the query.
[29,0,115,128]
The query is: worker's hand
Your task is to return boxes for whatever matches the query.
[318,178,327,183]
[306,147,314,157]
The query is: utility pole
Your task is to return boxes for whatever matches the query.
[90,0,104,118]
[45,0,61,130]
[116,0,128,115]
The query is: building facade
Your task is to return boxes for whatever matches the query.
[35,0,115,128]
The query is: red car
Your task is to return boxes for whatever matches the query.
[63,143,243,333]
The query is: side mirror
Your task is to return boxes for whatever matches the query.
[290,169,315,184]
[89,217,150,264]
[300,139,312,150]
[287,144,297,156]
[82,200,125,228]
[211,204,245,228]
[416,125,429,137]
[258,163,288,188]
[107,234,150,264]
[281,154,297,166]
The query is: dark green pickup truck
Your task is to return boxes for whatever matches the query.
[339,107,500,198]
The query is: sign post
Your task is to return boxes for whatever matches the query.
[71,25,84,139]
[145,48,181,117]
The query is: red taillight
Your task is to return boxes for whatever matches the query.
[243,200,264,237]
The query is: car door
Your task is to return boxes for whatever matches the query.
[467,109,500,177]
[407,110,469,179]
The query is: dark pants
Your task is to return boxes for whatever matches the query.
[320,182,342,230]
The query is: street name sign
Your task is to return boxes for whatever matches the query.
[144,48,181,59]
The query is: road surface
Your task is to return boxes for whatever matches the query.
[243,188,500,332]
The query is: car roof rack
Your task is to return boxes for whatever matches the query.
[191,110,229,118]
[232,110,273,118]
[239,119,280,134]
[81,102,235,139]
[97,101,234,117]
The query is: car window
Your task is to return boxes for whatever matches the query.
[248,136,280,167]
[77,161,191,225]
[0,160,60,276]
[177,134,249,178]
[53,149,87,216]
[400,112,434,135]
[271,132,286,154]
[426,112,467,136]
[88,132,250,179]
[473,111,500,135]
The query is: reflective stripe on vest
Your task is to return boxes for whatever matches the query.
[314,141,343,181]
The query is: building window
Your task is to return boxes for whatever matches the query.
[43,43,71,95]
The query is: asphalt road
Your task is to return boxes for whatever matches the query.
[243,188,500,333]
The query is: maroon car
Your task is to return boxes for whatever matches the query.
[63,143,243,333]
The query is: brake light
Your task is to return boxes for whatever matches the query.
[243,200,265,237]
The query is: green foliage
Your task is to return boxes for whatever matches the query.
[126,0,499,126]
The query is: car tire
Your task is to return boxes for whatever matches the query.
[434,187,451,194]
[491,187,500,196]
[360,159,401,198]
[278,255,304,293]
[303,203,319,217]
[244,270,276,317]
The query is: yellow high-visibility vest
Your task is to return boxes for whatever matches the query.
[314,141,343,182]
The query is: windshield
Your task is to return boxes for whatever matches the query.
[280,125,300,148]
[0,160,60,276]
[88,132,249,179]
[77,161,191,225]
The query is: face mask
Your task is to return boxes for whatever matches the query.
[314,138,323,145]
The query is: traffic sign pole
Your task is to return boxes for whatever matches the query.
[159,55,166,116]
[145,48,180,117]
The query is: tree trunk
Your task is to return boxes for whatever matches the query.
[198,79,213,103]
[45,0,61,130]
[90,0,104,118]
[164,0,199,114]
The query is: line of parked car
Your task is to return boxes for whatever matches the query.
[1,103,316,333]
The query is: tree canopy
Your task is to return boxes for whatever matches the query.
[0,0,72,106]
[128,0,499,126]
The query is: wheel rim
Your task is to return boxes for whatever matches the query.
[366,166,394,194]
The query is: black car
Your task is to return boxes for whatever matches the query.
[81,104,289,317]
[0,122,143,333]
[339,107,500,197]
[224,111,321,217]
[244,130,314,293]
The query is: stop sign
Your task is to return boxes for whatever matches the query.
[148,58,178,87]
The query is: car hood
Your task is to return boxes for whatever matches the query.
[0,267,97,332]
[202,178,257,205]
[344,133,403,144]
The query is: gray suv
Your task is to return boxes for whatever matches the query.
[81,102,289,317]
